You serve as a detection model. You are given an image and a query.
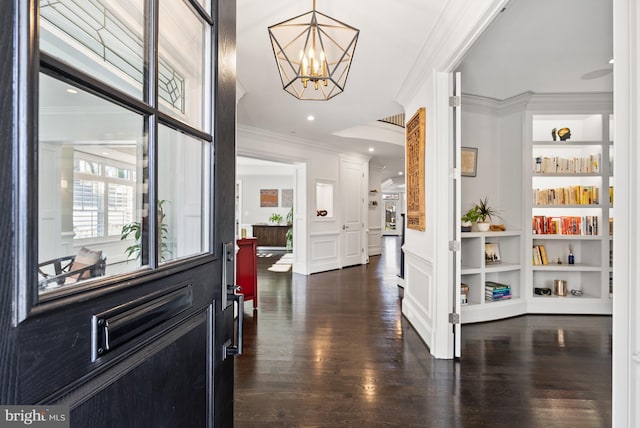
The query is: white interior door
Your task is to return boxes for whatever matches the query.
[340,158,365,268]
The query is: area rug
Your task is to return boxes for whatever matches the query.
[267,253,293,272]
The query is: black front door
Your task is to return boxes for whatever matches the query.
[0,1,238,426]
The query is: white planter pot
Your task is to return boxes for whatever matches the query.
[476,222,490,232]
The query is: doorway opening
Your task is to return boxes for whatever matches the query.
[451,0,613,348]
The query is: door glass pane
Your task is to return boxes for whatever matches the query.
[40,0,146,99]
[38,73,146,294]
[385,201,397,231]
[158,125,211,262]
[159,0,210,131]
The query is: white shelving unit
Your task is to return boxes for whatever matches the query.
[460,230,525,323]
[525,108,613,315]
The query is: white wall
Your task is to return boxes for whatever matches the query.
[460,97,500,218]
[237,126,369,274]
[237,174,293,233]
[461,94,525,230]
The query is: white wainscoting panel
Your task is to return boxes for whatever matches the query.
[368,228,382,256]
[309,232,340,273]
[401,248,435,352]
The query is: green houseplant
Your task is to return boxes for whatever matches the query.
[461,206,481,232]
[269,212,283,225]
[120,199,171,261]
[475,197,501,231]
[286,207,293,250]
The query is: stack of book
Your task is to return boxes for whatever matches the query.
[485,281,511,302]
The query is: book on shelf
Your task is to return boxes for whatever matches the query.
[532,154,601,174]
[485,281,510,289]
[609,186,614,205]
[532,215,599,235]
[533,186,599,206]
[532,245,548,265]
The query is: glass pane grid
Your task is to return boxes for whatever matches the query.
[41,0,189,112]
[37,0,213,296]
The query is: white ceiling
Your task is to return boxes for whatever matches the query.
[458,0,613,99]
[236,0,613,187]
[236,0,449,186]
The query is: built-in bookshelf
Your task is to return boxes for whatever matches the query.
[525,107,613,315]
[460,231,525,323]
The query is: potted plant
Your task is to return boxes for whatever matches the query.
[269,212,283,225]
[461,206,481,232]
[475,197,501,232]
[121,199,171,261]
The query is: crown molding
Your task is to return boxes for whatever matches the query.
[237,124,369,162]
[397,0,509,106]
[524,92,613,112]
[461,91,613,116]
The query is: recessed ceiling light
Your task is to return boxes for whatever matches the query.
[307,115,315,121]
[66,88,78,94]
[368,147,374,152]
[398,171,403,176]
[609,58,614,64]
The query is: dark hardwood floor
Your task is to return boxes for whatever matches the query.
[234,237,612,427]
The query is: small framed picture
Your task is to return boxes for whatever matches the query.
[461,147,478,177]
[485,242,501,264]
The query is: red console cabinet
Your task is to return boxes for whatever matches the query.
[236,238,257,309]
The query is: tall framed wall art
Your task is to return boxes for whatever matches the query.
[406,107,426,231]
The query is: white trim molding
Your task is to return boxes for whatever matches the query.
[613,0,638,426]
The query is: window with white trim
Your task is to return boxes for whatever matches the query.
[73,153,136,240]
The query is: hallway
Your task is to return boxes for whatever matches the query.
[234,237,612,427]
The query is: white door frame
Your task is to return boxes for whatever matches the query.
[612,0,635,425]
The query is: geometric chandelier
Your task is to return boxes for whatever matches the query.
[268,0,359,100]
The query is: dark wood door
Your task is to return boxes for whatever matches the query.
[0,1,238,427]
